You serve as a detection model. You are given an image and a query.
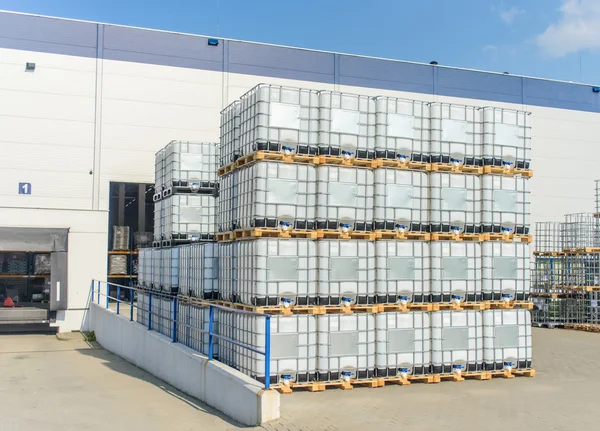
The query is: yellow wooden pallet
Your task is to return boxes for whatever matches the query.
[483,233,533,243]
[377,303,434,312]
[376,374,437,386]
[430,163,483,174]
[317,155,377,168]
[375,159,431,170]
[374,230,430,241]
[432,302,487,311]
[485,301,534,310]
[564,323,600,332]
[273,378,379,394]
[218,228,318,241]
[483,166,534,178]
[430,232,486,242]
[533,251,565,256]
[315,230,376,240]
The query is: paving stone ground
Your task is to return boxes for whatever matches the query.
[0,328,594,431]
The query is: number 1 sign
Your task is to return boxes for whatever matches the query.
[18,182,31,195]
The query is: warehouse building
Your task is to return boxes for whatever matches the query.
[0,10,598,331]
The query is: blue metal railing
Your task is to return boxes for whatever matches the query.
[91,280,272,389]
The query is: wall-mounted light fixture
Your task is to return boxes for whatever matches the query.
[208,38,219,46]
[25,62,36,71]
[593,87,600,93]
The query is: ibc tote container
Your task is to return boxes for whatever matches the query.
[237,239,317,306]
[430,242,482,303]
[151,248,162,291]
[188,242,219,300]
[178,244,191,296]
[218,171,237,232]
[236,314,317,385]
[483,309,532,371]
[375,311,430,378]
[240,84,319,156]
[316,165,374,232]
[429,172,481,234]
[375,241,430,304]
[482,242,530,301]
[138,248,150,288]
[161,247,179,294]
[317,314,375,381]
[235,161,316,230]
[216,307,237,367]
[431,310,483,374]
[162,195,217,242]
[154,148,166,194]
[153,200,163,242]
[481,107,532,169]
[374,96,430,162]
[220,100,242,166]
[218,241,238,302]
[481,175,530,235]
[318,90,375,159]
[374,168,428,232]
[317,240,375,305]
[162,141,218,193]
[430,102,481,166]
[154,296,174,338]
[136,291,149,327]
[177,301,212,355]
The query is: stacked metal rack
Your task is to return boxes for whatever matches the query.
[532,198,600,330]
[137,84,535,393]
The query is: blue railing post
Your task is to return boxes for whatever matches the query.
[97,280,101,304]
[265,315,271,389]
[105,283,109,309]
[116,286,121,315]
[91,280,94,303]
[130,288,134,321]
[148,293,153,331]
[172,297,178,343]
[208,305,214,360]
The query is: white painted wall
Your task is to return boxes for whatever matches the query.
[1,46,600,331]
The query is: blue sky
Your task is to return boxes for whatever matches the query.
[2,0,600,84]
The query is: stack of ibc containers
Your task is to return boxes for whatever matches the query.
[208,85,535,388]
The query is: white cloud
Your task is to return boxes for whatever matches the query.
[499,5,525,23]
[537,0,600,57]
[483,45,499,52]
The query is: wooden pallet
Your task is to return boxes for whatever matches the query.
[432,302,487,311]
[485,301,534,310]
[564,248,600,254]
[218,228,318,241]
[208,300,325,315]
[377,303,434,312]
[533,251,565,256]
[274,378,380,394]
[564,323,600,332]
[375,159,431,171]
[430,232,486,242]
[483,233,533,243]
[373,230,431,241]
[565,286,600,292]
[432,368,535,382]
[376,374,437,386]
[236,151,319,169]
[322,304,380,314]
[317,155,377,168]
[482,166,534,178]
[430,163,483,174]
[315,230,376,240]
[530,292,572,298]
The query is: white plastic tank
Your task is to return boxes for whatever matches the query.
[481,175,530,235]
[240,84,319,156]
[235,314,317,386]
[153,200,163,242]
[316,165,374,232]
[318,90,375,159]
[220,100,242,166]
[218,171,236,232]
[151,248,162,291]
[237,239,317,307]
[429,172,481,234]
[374,168,428,232]
[162,141,218,192]
[430,242,482,303]
[218,241,238,302]
[317,240,375,306]
[431,310,483,374]
[161,247,179,294]
[317,314,375,381]
[157,296,174,338]
[188,242,220,300]
[375,240,430,304]
[374,96,430,162]
[136,291,149,327]
[430,102,481,166]
[235,161,316,230]
[154,148,166,194]
[177,301,212,356]
[178,244,191,296]
[375,311,430,377]
[481,107,532,169]
[483,309,532,371]
[138,248,151,289]
[215,307,237,367]
[162,194,217,242]
[482,242,530,301]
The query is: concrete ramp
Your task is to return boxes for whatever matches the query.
[88,303,280,426]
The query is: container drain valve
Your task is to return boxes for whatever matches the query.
[395,224,408,233]
[340,223,352,233]
[501,293,513,303]
[341,296,354,307]
[503,362,514,372]
[341,371,353,382]
[451,294,463,305]
[282,146,295,156]
[342,150,354,160]
[397,154,409,163]
[450,157,462,167]
[398,295,410,306]
[503,161,513,168]
[452,364,464,376]
[279,221,293,232]
[502,227,512,236]
[451,226,462,235]
[399,367,410,379]
[281,298,294,308]
[190,181,201,192]
[281,375,293,386]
